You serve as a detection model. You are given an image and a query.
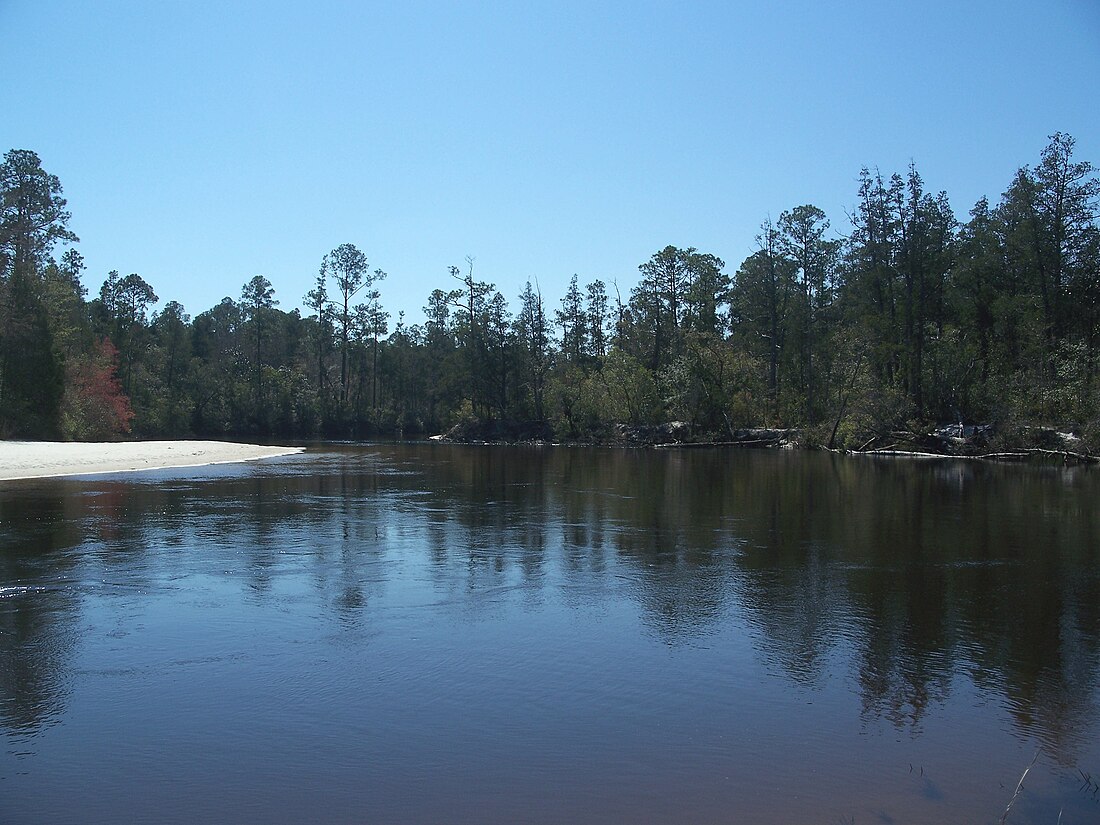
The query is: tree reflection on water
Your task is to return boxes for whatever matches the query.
[2,444,1098,771]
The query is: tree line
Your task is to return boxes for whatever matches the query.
[1,134,1097,446]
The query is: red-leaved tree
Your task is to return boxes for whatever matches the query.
[59,338,134,440]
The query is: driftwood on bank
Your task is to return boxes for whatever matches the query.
[433,419,1096,465]
[851,447,1098,465]
[841,424,1097,465]
[851,449,953,459]
[654,437,786,449]
[982,448,1097,464]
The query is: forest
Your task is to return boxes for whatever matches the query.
[1,133,1098,450]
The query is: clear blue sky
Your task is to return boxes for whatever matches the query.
[2,0,1098,325]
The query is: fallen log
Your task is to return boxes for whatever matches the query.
[851,447,1097,464]
[1010,448,1098,464]
[654,437,784,449]
[852,449,953,459]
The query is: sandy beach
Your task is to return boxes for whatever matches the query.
[0,440,304,481]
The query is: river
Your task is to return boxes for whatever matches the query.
[2,444,1098,824]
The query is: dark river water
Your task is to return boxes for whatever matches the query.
[1,444,1099,824]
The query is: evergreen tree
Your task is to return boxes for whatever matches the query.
[584,279,610,361]
[150,300,192,433]
[514,280,550,422]
[555,274,586,366]
[98,271,158,398]
[353,269,388,412]
[777,206,838,424]
[240,275,278,424]
[730,219,796,421]
[682,251,729,338]
[323,243,373,407]
[303,266,333,397]
[445,258,495,416]
[0,150,77,437]
[999,133,1100,416]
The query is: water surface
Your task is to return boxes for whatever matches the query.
[2,444,1098,824]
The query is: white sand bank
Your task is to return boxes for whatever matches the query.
[0,440,304,481]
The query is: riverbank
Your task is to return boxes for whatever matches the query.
[0,440,305,481]
[435,420,1099,464]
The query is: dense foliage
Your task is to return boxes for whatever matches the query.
[1,135,1098,446]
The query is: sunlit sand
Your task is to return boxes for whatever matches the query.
[0,440,303,481]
